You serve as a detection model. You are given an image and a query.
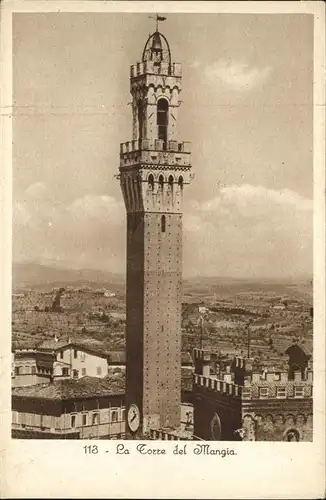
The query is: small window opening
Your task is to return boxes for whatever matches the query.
[168,175,174,189]
[158,175,164,191]
[161,215,166,233]
[178,175,184,189]
[148,174,154,190]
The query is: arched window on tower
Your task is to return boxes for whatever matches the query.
[178,175,184,189]
[158,174,164,191]
[148,174,154,190]
[168,175,174,190]
[157,98,168,149]
[161,215,166,233]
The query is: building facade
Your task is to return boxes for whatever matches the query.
[119,26,192,436]
[13,348,55,387]
[192,348,313,441]
[53,343,109,379]
[12,376,125,439]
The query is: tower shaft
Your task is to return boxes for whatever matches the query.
[119,30,192,437]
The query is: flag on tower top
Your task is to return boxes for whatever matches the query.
[149,14,167,31]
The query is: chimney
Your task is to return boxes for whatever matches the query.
[280,372,288,382]
[294,371,302,382]
[252,373,260,383]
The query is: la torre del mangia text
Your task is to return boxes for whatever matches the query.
[119,26,193,438]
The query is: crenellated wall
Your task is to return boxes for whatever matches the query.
[192,348,313,441]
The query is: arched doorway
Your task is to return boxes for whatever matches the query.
[210,413,222,440]
[284,428,300,442]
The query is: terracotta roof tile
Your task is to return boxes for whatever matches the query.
[12,375,125,400]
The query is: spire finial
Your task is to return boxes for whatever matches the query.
[149,14,167,32]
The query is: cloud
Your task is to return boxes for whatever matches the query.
[13,182,312,278]
[13,183,125,271]
[204,59,272,91]
[183,184,312,278]
[24,181,47,199]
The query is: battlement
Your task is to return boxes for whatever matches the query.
[120,139,191,169]
[149,428,193,440]
[131,61,182,79]
[245,369,313,385]
[193,348,211,362]
[234,356,245,369]
[193,374,242,398]
[120,139,191,155]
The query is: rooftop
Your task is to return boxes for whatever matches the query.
[34,339,194,366]
[12,375,125,400]
[13,369,192,398]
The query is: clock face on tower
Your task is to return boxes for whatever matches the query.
[127,404,140,433]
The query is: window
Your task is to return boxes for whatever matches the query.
[157,98,168,147]
[242,388,251,399]
[168,175,174,189]
[82,368,86,377]
[73,369,79,379]
[82,414,87,426]
[111,410,119,423]
[178,175,184,189]
[259,387,269,399]
[74,349,78,359]
[62,367,69,377]
[96,366,102,376]
[92,413,99,425]
[59,351,63,359]
[158,174,164,191]
[161,215,166,233]
[148,174,154,190]
[294,386,304,398]
[15,366,21,375]
[276,387,286,399]
[71,415,76,428]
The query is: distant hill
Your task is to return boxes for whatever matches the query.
[12,262,125,291]
[12,261,312,298]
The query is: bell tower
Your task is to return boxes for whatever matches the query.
[119,22,192,437]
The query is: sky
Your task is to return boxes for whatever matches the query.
[12,12,313,279]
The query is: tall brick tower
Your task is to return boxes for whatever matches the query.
[119,21,192,437]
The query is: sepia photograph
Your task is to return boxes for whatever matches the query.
[10,8,316,443]
[1,2,325,497]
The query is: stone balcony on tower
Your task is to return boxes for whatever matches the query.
[120,138,191,170]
